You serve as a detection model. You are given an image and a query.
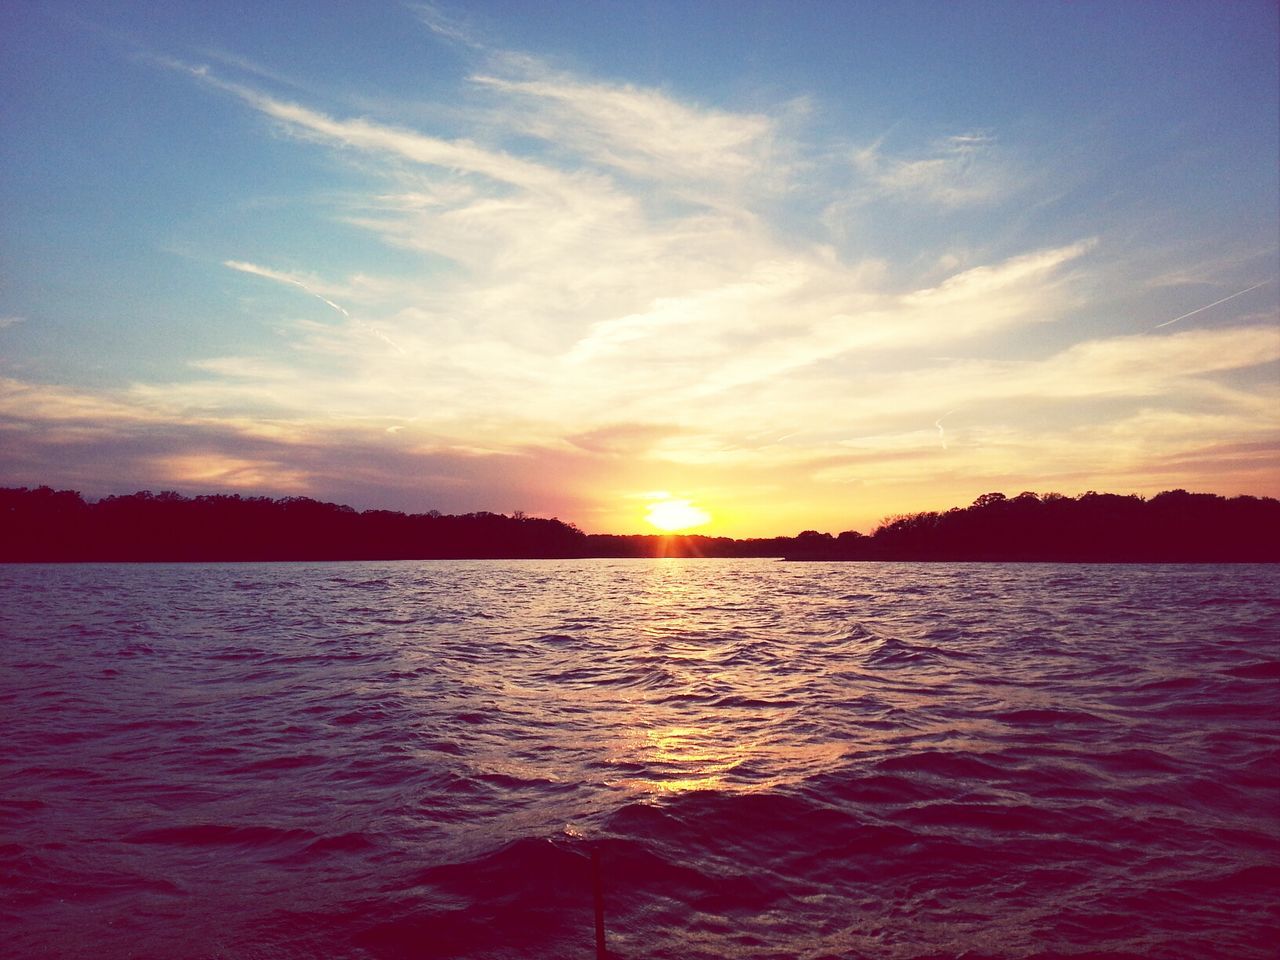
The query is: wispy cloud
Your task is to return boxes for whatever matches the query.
[470,71,778,188]
[237,89,585,197]
[410,2,485,49]
[852,132,1013,207]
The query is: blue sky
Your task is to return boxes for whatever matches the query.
[1,1,1277,535]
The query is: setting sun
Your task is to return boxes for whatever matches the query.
[645,498,712,532]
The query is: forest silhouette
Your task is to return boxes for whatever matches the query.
[2,486,1277,562]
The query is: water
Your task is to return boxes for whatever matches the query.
[1,560,1277,959]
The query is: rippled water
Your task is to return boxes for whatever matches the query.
[1,560,1277,959]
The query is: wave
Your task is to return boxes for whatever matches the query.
[2,559,1277,959]
[123,823,317,847]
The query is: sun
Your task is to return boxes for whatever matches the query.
[645,498,712,532]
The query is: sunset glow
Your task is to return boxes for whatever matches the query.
[0,3,1276,536]
[645,499,712,533]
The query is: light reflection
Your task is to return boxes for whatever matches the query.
[612,724,746,794]
[611,566,746,793]
[586,560,850,798]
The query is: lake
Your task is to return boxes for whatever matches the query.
[1,560,1277,958]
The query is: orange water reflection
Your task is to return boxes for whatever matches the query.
[602,559,846,795]
[613,724,747,794]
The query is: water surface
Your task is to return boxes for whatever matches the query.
[1,560,1277,958]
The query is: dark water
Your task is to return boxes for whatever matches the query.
[1,560,1277,959]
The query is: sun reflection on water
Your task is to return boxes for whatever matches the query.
[607,563,761,793]
[497,558,844,799]
[629,725,741,793]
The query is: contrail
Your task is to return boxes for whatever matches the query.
[225,260,406,354]
[225,259,349,316]
[1153,280,1270,329]
[935,409,958,450]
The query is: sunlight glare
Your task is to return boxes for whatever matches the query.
[645,498,712,532]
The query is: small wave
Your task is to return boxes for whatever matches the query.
[1082,747,1186,776]
[1197,595,1280,608]
[873,749,1009,781]
[419,738,464,755]
[474,771,569,792]
[407,836,589,896]
[863,636,951,666]
[270,832,380,866]
[1224,660,1280,679]
[229,753,328,774]
[892,800,1058,834]
[331,703,403,726]
[1134,675,1204,692]
[993,707,1107,726]
[533,632,577,645]
[113,642,158,657]
[0,798,45,813]
[706,693,800,710]
[124,823,316,847]
[800,770,939,806]
[205,645,269,661]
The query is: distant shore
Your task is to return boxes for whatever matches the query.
[2,486,1277,563]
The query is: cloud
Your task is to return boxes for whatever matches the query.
[410,2,485,49]
[228,83,602,200]
[852,132,1013,207]
[809,408,1280,496]
[410,5,781,194]
[778,324,1278,432]
[470,71,777,188]
[0,377,618,517]
[8,25,1273,536]
[0,316,25,329]
[566,423,683,456]
[0,377,160,426]
[672,240,1096,398]
[180,56,1073,418]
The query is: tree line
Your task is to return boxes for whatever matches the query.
[1,486,1276,562]
[786,490,1280,562]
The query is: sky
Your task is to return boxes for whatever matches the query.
[1,1,1277,537]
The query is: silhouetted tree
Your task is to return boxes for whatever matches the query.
[1,486,1276,562]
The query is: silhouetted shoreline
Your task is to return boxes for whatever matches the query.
[2,486,1277,563]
